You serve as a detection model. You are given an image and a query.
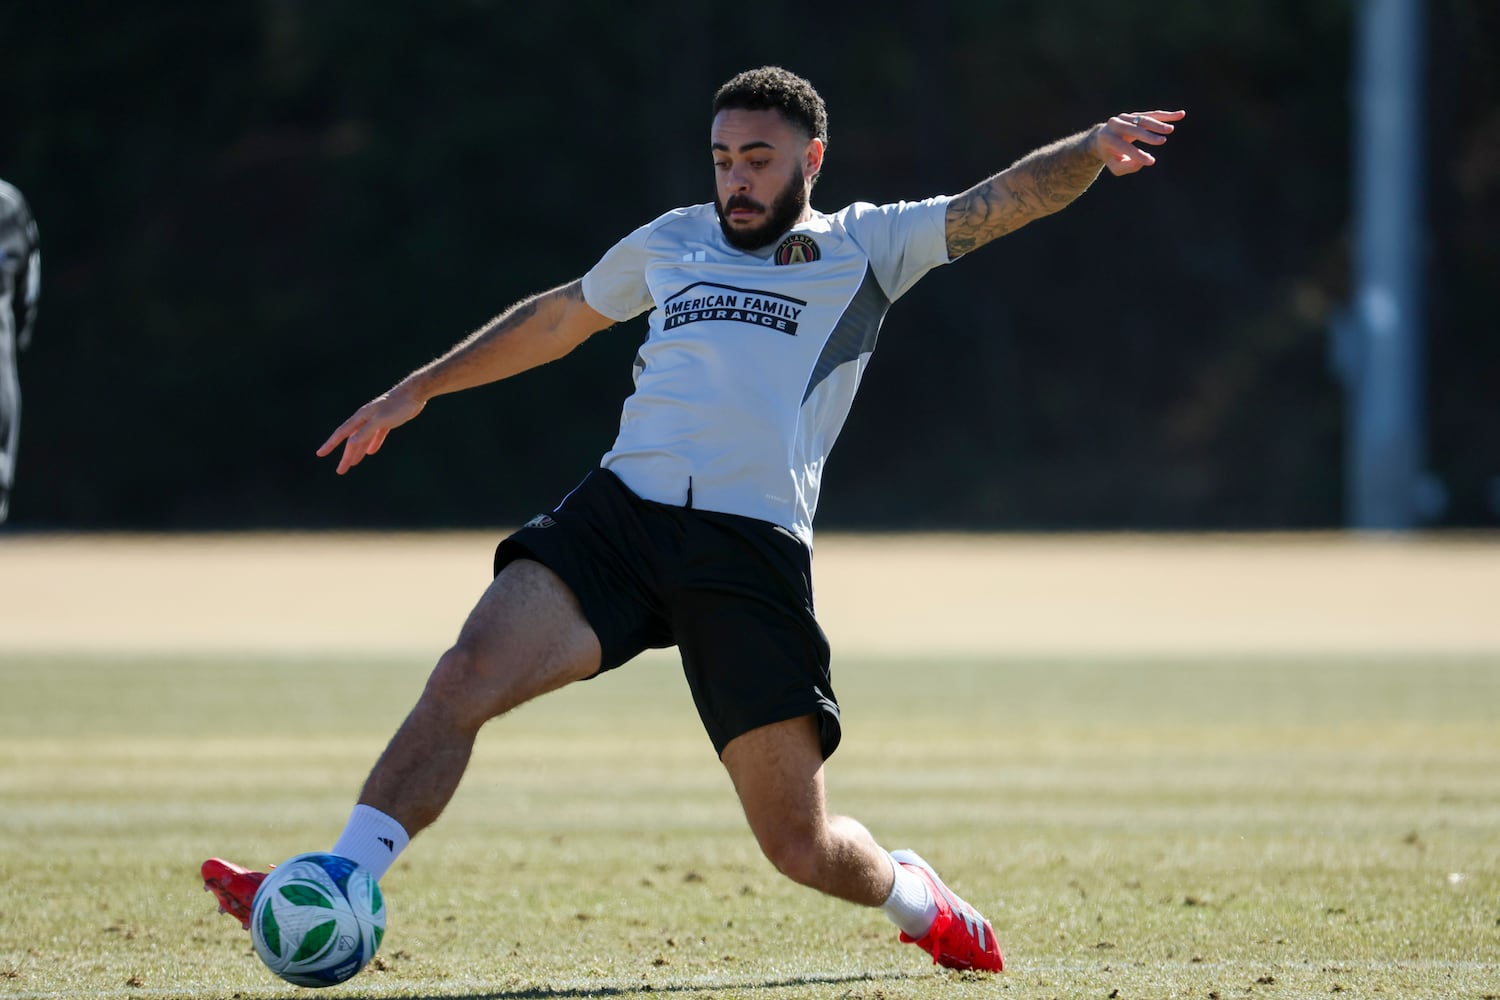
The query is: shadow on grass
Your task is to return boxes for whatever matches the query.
[403,968,934,999]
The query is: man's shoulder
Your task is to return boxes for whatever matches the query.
[633,203,718,240]
[595,204,721,265]
[822,197,950,229]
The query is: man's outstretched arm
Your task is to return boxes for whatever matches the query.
[945,109,1185,258]
[317,278,614,475]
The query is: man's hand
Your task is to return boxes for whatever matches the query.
[1094,110,1186,176]
[316,388,426,475]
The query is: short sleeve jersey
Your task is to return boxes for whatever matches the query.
[582,197,952,545]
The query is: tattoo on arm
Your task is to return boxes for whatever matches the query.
[945,128,1105,258]
[944,176,1039,258]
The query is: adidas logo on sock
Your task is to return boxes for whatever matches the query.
[378,836,394,852]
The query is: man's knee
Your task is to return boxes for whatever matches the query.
[754,820,827,888]
[419,640,506,733]
[419,608,593,732]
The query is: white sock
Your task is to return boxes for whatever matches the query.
[329,804,409,881]
[881,852,939,938]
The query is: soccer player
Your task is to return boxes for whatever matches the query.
[0,179,40,525]
[205,67,1183,974]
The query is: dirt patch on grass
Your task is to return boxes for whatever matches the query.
[1,531,1496,657]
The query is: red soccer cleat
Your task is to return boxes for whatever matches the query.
[201,858,268,930]
[891,849,1004,972]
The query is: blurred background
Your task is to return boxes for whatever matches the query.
[3,0,1496,533]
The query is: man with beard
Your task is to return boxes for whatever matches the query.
[205,67,1183,976]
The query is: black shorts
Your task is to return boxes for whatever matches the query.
[494,468,840,759]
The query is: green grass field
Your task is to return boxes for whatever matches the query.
[2,648,1497,1000]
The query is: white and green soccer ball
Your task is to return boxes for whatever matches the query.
[249,853,386,988]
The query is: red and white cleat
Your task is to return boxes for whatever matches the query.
[201,857,267,931]
[891,849,1004,972]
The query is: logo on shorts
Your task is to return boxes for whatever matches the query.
[523,514,556,529]
[774,233,820,265]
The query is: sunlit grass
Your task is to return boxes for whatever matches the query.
[2,652,1497,999]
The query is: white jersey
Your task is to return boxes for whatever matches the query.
[582,197,952,544]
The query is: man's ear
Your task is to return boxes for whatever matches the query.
[804,138,825,180]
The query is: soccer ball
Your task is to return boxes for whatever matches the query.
[249,853,386,988]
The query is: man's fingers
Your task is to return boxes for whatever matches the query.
[1110,115,1170,143]
[1099,129,1157,167]
[1107,158,1150,177]
[336,437,369,475]
[367,427,389,457]
[1127,110,1187,130]
[1098,109,1185,175]
[330,421,395,474]
[317,413,365,457]
[316,428,348,458]
[318,393,422,473]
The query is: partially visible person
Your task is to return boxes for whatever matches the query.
[0,179,41,524]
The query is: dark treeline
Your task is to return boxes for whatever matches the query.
[4,0,1496,531]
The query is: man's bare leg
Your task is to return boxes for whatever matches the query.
[204,558,600,926]
[358,558,602,835]
[718,713,1003,971]
[719,714,893,905]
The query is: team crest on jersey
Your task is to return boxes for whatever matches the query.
[773,233,821,266]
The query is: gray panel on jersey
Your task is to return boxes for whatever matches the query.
[801,264,891,403]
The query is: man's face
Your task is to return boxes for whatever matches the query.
[711,108,823,251]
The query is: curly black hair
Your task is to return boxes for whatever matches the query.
[712,66,829,145]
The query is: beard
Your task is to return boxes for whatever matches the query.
[715,169,810,251]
